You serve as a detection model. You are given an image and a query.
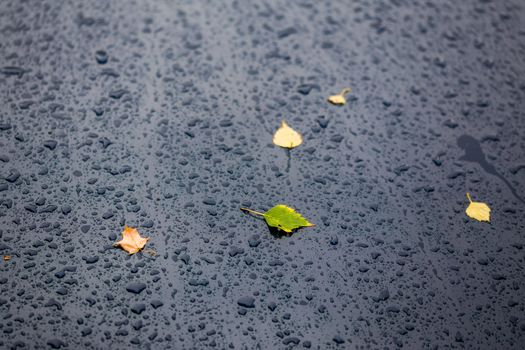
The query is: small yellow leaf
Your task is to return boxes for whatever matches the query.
[3,255,11,261]
[114,225,150,254]
[465,193,490,222]
[327,94,346,105]
[273,121,302,149]
[327,87,352,106]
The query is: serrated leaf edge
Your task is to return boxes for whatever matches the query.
[263,204,314,232]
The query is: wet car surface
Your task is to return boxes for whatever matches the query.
[1,0,524,349]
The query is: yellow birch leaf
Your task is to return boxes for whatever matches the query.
[273,121,302,149]
[327,87,352,106]
[114,225,150,254]
[465,193,490,222]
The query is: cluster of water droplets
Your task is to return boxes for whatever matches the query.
[0,0,524,348]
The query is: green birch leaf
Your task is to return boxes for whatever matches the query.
[241,204,314,233]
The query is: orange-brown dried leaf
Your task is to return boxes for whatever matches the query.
[3,255,11,261]
[114,225,149,254]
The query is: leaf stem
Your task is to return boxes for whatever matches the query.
[466,192,472,203]
[339,87,352,96]
[240,207,265,217]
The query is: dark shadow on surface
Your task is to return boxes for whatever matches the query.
[266,223,293,239]
[457,134,524,203]
[285,148,291,173]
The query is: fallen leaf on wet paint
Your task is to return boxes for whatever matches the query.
[327,87,352,106]
[465,193,490,222]
[114,225,150,254]
[241,204,314,233]
[273,121,303,149]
